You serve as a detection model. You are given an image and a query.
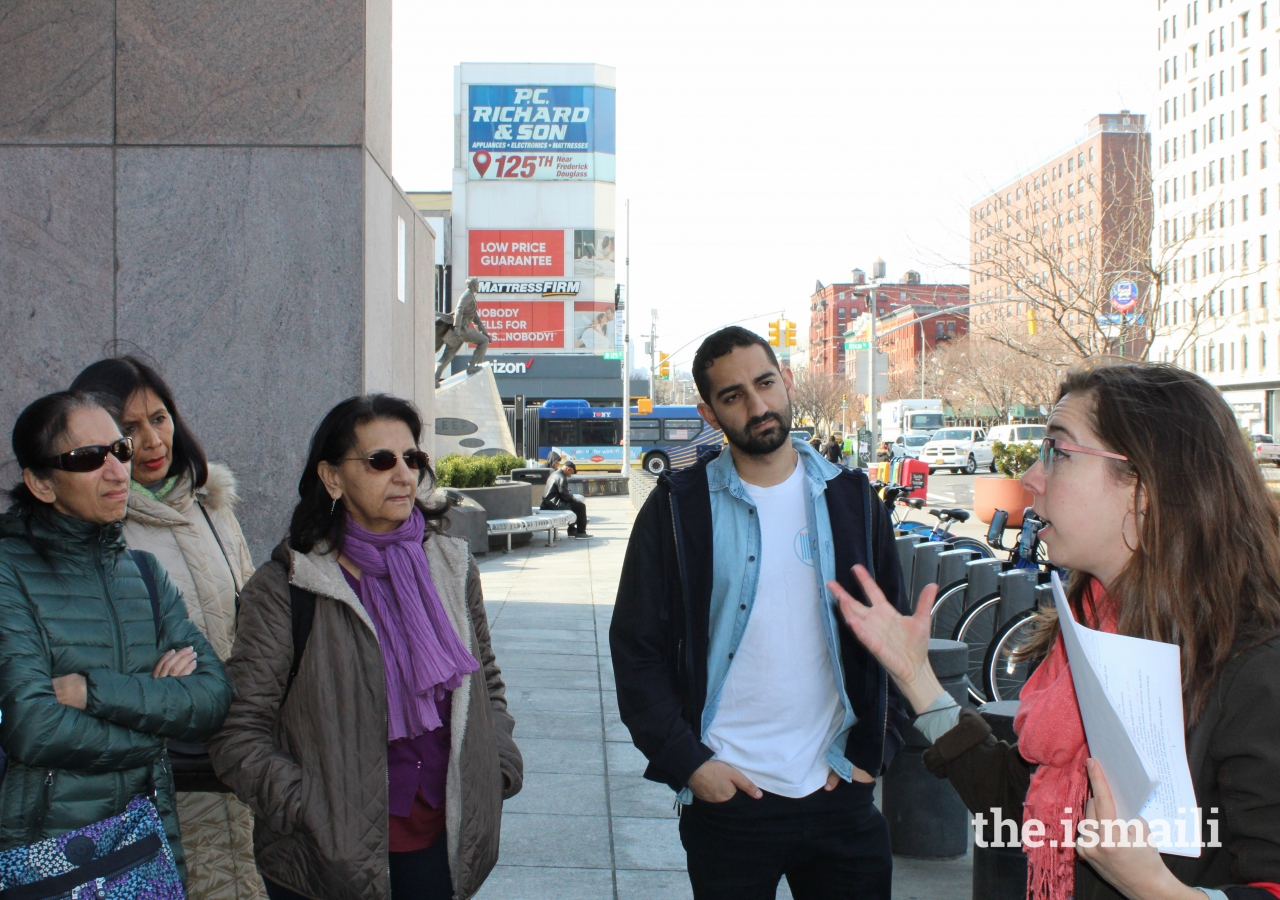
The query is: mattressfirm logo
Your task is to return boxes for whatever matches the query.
[490,359,535,375]
[477,280,581,296]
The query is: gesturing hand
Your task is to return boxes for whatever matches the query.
[688,760,762,803]
[827,565,944,714]
[153,647,198,678]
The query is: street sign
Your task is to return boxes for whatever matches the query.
[602,350,623,360]
[1110,279,1139,312]
[846,341,871,351]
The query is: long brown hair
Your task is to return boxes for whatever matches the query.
[1022,362,1280,723]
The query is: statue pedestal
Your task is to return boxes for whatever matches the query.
[434,366,516,458]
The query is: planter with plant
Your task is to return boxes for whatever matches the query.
[436,453,538,521]
[973,440,1037,527]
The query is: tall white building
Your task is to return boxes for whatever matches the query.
[1150,0,1280,433]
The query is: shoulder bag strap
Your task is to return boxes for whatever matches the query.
[284,584,316,701]
[197,502,241,594]
[129,549,163,648]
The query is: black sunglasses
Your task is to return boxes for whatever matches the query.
[40,438,135,473]
[344,449,430,473]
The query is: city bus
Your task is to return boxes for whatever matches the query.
[526,399,725,474]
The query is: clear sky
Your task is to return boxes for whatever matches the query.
[391,0,1154,368]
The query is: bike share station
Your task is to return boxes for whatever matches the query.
[870,460,1051,900]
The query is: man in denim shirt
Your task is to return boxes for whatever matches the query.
[611,327,910,900]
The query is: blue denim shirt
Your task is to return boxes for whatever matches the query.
[677,438,858,803]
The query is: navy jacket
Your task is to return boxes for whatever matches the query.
[609,449,911,792]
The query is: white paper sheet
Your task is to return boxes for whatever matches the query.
[1052,572,1201,857]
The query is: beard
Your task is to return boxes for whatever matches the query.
[720,402,794,457]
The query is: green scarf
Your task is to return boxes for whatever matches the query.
[131,475,181,502]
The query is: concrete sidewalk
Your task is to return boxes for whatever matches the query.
[473,495,972,900]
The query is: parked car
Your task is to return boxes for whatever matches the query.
[920,427,994,475]
[890,433,932,460]
[974,424,1047,472]
[1252,434,1280,466]
[790,429,813,443]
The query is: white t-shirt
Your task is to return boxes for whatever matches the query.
[703,457,844,798]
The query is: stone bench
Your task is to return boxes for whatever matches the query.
[486,508,578,552]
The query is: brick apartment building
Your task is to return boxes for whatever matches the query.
[808,265,968,375]
[876,304,970,392]
[968,112,1151,351]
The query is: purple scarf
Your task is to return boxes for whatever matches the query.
[341,508,479,741]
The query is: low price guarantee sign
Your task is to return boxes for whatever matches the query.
[476,300,565,349]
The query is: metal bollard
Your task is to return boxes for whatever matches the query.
[910,542,952,611]
[996,569,1039,625]
[895,534,923,591]
[936,548,978,592]
[883,640,971,859]
[965,558,1004,600]
[972,701,1025,900]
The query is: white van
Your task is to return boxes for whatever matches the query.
[974,424,1047,472]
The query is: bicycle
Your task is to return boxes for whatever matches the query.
[935,508,1053,703]
[871,481,993,559]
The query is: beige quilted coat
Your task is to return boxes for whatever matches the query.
[207,532,523,900]
[123,464,268,900]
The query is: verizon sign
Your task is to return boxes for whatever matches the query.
[490,360,534,375]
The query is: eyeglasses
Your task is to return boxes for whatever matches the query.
[344,449,430,472]
[40,438,135,473]
[1038,437,1129,474]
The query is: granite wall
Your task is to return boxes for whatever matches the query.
[0,0,435,559]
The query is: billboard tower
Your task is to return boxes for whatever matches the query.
[452,64,617,356]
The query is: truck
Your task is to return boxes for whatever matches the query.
[878,399,947,444]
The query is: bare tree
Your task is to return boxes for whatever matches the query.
[789,368,848,434]
[926,335,1063,424]
[964,135,1223,366]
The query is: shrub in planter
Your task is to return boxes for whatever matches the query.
[435,453,526,488]
[991,441,1039,478]
[973,440,1036,526]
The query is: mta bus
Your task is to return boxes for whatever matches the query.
[526,399,725,474]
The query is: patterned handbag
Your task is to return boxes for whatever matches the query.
[0,794,184,900]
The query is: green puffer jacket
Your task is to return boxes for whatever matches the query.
[0,510,233,876]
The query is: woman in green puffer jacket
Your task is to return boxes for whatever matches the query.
[0,390,233,881]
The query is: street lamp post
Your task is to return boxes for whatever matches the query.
[621,199,631,487]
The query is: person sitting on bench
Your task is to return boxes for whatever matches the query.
[540,458,590,539]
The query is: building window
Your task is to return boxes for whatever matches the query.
[1243,338,1249,370]
[1243,58,1251,86]
[1244,195,1250,221]
[1243,104,1250,131]
[1265,282,1271,306]
[1244,285,1252,309]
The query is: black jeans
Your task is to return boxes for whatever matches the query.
[679,780,892,900]
[263,837,452,900]
[542,498,587,532]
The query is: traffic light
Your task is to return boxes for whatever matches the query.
[637,398,653,415]
[1027,308,1038,335]
[659,352,671,380]
[786,321,797,347]
[768,320,781,346]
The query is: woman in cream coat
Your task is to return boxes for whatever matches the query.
[72,357,266,900]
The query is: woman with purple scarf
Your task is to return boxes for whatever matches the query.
[208,395,523,900]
